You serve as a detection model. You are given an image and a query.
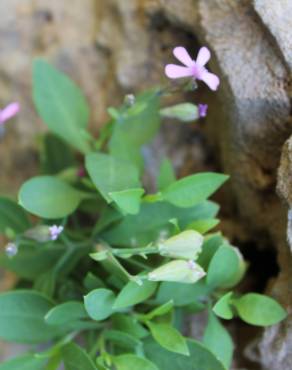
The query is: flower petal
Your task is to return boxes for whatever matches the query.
[201,72,220,91]
[165,64,193,79]
[0,102,20,124]
[173,46,194,67]
[196,47,211,67]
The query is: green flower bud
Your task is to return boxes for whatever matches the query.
[24,225,52,242]
[158,230,203,260]
[148,259,206,284]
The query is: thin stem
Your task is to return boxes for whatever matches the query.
[111,246,158,256]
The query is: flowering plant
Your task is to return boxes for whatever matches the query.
[0,47,286,370]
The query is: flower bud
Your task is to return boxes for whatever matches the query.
[148,259,206,284]
[5,243,18,258]
[24,224,63,242]
[158,230,203,260]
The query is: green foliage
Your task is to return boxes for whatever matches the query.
[0,197,30,235]
[0,60,287,370]
[233,293,287,326]
[0,290,63,343]
[19,176,86,219]
[33,60,91,154]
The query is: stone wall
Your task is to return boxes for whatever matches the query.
[0,0,291,368]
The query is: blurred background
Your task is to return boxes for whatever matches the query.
[0,1,291,369]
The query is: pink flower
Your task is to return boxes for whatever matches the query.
[0,102,20,125]
[198,104,208,118]
[165,47,220,91]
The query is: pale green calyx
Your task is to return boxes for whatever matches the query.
[158,230,203,260]
[148,259,206,284]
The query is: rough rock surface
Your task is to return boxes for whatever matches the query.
[0,0,291,368]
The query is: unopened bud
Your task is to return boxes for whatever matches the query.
[124,94,135,107]
[5,243,18,258]
[24,224,63,242]
[158,230,203,260]
[148,259,206,284]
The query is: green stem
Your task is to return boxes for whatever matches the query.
[111,246,159,256]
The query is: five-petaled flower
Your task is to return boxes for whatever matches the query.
[0,102,20,125]
[49,225,64,241]
[165,46,220,91]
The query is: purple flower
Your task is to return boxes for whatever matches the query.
[49,225,64,241]
[5,243,18,258]
[165,46,220,91]
[0,102,20,125]
[198,104,208,118]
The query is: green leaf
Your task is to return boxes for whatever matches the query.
[102,201,218,247]
[157,158,176,191]
[186,219,219,234]
[144,337,225,370]
[0,197,30,235]
[233,293,287,326]
[86,153,141,203]
[213,292,234,320]
[83,272,105,291]
[19,176,85,218]
[0,290,64,343]
[156,281,210,307]
[45,301,88,325]
[112,314,148,339]
[41,133,76,175]
[145,300,174,320]
[203,311,234,369]
[33,60,91,154]
[114,354,159,370]
[114,280,157,309]
[110,188,144,215]
[147,322,189,356]
[206,245,240,289]
[197,233,224,270]
[160,103,199,122]
[62,342,97,370]
[104,330,141,350]
[84,288,115,321]
[0,354,47,370]
[109,90,160,169]
[161,173,228,208]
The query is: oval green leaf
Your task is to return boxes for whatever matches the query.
[114,354,159,370]
[45,301,88,326]
[62,342,97,370]
[0,197,30,234]
[19,176,84,219]
[33,60,91,154]
[84,288,115,321]
[113,280,157,309]
[233,293,287,327]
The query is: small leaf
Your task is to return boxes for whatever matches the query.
[186,218,219,234]
[145,300,174,320]
[161,173,228,208]
[203,310,234,369]
[84,288,115,321]
[19,176,85,219]
[110,188,144,215]
[45,301,88,325]
[86,152,141,203]
[0,197,30,235]
[207,244,240,289]
[0,354,47,370]
[114,280,157,309]
[147,322,189,356]
[103,330,141,350]
[114,354,159,370]
[112,314,148,339]
[233,293,287,327]
[157,158,176,191]
[62,342,97,370]
[33,60,91,154]
[0,290,64,343]
[213,292,234,320]
[160,103,199,122]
